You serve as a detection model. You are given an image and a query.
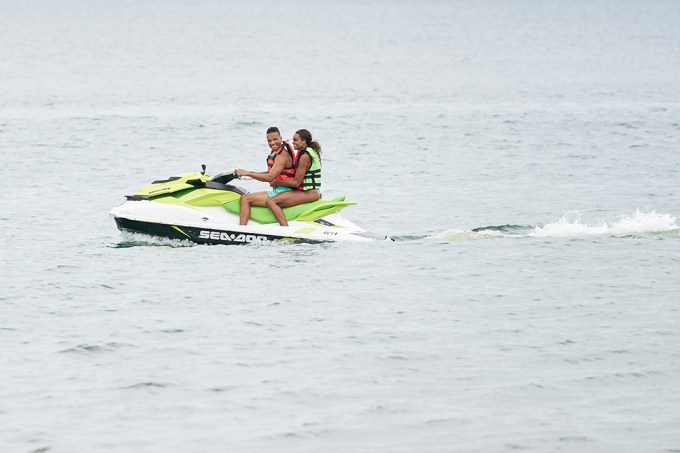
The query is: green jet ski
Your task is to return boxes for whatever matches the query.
[110,166,391,244]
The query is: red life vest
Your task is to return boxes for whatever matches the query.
[266,141,296,180]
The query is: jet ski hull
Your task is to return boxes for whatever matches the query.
[111,199,390,244]
[110,170,391,244]
[114,217,313,245]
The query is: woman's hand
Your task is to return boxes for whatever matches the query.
[270,179,280,188]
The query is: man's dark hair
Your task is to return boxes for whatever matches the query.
[266,127,280,135]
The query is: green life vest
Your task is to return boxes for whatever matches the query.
[298,147,321,191]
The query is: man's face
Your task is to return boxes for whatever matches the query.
[267,132,283,151]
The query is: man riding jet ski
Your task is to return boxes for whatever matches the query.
[109,166,391,244]
[232,126,299,225]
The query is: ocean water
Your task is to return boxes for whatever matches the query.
[2,1,680,452]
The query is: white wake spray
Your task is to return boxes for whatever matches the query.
[434,210,678,242]
[117,231,195,247]
[530,209,678,238]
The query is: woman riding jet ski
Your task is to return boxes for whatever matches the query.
[264,129,323,227]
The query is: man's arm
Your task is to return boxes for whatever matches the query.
[237,154,289,183]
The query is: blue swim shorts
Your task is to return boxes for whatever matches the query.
[267,186,293,198]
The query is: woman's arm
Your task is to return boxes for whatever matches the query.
[271,154,310,188]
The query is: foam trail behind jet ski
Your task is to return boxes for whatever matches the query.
[434,224,528,242]
[530,209,678,238]
[432,210,679,242]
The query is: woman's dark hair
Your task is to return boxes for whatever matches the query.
[296,129,322,158]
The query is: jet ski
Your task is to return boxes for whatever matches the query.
[110,165,391,244]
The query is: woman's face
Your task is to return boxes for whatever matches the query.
[292,133,307,150]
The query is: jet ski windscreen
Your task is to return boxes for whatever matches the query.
[211,172,237,185]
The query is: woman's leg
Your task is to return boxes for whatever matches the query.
[266,190,320,226]
[239,192,269,225]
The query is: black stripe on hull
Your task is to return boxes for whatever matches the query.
[114,217,302,245]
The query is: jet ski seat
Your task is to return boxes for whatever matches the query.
[222,195,357,224]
